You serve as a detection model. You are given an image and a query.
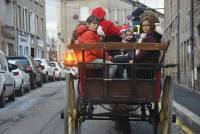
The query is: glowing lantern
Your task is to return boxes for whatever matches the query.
[64,49,77,67]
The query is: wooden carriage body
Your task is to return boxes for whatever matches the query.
[64,42,174,134]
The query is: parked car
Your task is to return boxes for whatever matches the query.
[0,51,15,107]
[7,56,43,90]
[7,61,30,96]
[34,58,55,82]
[49,62,65,80]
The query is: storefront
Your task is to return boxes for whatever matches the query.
[18,32,30,56]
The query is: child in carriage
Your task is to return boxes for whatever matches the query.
[71,15,117,78]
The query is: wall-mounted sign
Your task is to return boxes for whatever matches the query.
[73,14,78,20]
[127,15,132,20]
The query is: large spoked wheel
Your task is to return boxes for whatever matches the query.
[160,76,173,134]
[64,73,78,134]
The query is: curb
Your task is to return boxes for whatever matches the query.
[173,100,200,134]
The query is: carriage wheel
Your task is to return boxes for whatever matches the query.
[64,73,79,134]
[160,76,173,134]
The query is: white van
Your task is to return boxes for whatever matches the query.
[0,50,15,107]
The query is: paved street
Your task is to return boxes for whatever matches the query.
[0,81,188,134]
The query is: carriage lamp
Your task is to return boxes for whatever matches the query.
[64,49,77,67]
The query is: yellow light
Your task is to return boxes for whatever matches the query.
[64,49,77,67]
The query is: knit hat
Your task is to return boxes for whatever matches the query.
[91,7,106,20]
[131,7,144,17]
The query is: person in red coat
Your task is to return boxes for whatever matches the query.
[75,16,102,63]
[91,7,121,36]
[75,15,117,78]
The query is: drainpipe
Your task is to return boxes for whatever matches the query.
[190,0,195,89]
[177,0,180,83]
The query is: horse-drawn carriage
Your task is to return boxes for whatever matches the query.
[63,42,175,134]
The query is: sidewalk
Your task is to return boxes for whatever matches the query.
[173,82,200,133]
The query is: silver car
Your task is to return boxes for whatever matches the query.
[0,51,15,107]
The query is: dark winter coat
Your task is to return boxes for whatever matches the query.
[133,32,162,63]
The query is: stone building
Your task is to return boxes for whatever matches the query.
[0,0,47,58]
[57,0,164,62]
[0,0,16,56]
[164,0,200,91]
[15,0,47,58]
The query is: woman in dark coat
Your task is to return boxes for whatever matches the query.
[113,15,162,78]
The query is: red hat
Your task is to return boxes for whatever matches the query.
[91,7,106,20]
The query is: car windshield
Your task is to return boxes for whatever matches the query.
[50,63,56,67]
[7,58,29,67]
[35,60,42,64]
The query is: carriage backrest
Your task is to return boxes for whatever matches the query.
[67,42,169,65]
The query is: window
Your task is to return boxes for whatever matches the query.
[26,47,29,56]
[198,24,200,40]
[19,45,23,56]
[35,15,39,35]
[183,41,186,73]
[22,8,25,30]
[80,6,89,21]
[30,12,36,34]
[24,9,28,32]
[8,43,14,56]
[41,17,44,36]
[0,54,6,71]
[17,5,21,29]
[42,50,44,58]
[28,11,31,32]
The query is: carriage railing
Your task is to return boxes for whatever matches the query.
[65,42,169,103]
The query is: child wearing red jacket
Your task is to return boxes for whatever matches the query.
[75,15,117,78]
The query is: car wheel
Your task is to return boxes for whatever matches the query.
[26,83,31,92]
[18,82,24,96]
[8,87,15,101]
[0,89,5,108]
[45,73,49,82]
[52,73,55,81]
[58,73,61,81]
[31,76,36,90]
[38,75,43,87]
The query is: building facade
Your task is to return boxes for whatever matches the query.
[0,0,47,58]
[0,0,16,56]
[164,0,200,91]
[15,0,47,58]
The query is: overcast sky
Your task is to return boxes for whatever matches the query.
[46,0,58,38]
[46,0,164,39]
[138,0,164,13]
